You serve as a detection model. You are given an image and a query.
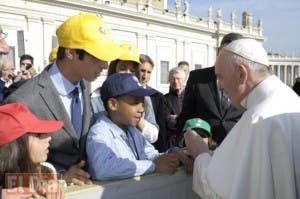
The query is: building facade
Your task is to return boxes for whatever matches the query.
[0,0,297,92]
[269,53,300,86]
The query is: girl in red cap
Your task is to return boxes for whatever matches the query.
[0,103,64,199]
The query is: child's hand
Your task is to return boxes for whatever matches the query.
[153,153,180,174]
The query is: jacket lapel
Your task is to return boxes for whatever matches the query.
[37,70,79,142]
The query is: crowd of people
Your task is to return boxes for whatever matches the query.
[0,12,300,199]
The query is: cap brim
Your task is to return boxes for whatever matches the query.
[127,87,155,97]
[119,55,141,64]
[86,41,126,62]
[183,119,212,136]
[27,120,63,134]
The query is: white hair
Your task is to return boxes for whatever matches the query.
[169,67,185,78]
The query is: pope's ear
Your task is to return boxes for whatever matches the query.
[107,98,118,111]
[237,64,248,84]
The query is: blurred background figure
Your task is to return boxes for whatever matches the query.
[177,61,189,83]
[0,25,10,103]
[0,25,9,55]
[164,67,186,147]
[49,47,58,64]
[292,77,300,96]
[0,59,15,88]
[19,54,37,79]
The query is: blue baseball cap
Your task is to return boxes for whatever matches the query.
[100,73,155,102]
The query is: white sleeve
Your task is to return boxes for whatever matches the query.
[193,153,222,199]
[141,120,159,143]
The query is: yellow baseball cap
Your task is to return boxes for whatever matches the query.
[49,47,58,62]
[119,43,141,64]
[56,13,123,61]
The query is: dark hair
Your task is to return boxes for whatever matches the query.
[107,60,139,77]
[139,54,154,67]
[20,54,34,65]
[0,134,41,188]
[107,59,120,77]
[220,33,243,46]
[56,47,86,60]
[177,61,189,67]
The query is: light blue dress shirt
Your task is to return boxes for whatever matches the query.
[48,61,82,120]
[87,115,160,181]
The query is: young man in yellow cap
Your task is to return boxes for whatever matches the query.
[6,13,124,185]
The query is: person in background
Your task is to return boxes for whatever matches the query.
[176,33,245,147]
[0,59,15,103]
[0,25,10,103]
[87,73,180,181]
[164,67,186,147]
[0,59,15,87]
[91,43,159,143]
[5,13,124,185]
[137,54,168,152]
[292,77,300,96]
[177,60,189,83]
[19,54,37,80]
[0,103,64,199]
[185,39,300,199]
[49,47,58,64]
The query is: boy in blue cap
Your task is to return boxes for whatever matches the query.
[87,73,180,181]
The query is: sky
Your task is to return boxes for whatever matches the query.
[167,0,300,55]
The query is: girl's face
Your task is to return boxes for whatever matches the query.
[28,134,52,163]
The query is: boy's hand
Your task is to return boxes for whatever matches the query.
[153,153,180,174]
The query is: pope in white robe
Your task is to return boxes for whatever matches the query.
[185,39,300,199]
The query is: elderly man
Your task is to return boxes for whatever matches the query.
[185,39,300,199]
[0,60,15,87]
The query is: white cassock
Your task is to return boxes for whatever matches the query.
[193,75,300,199]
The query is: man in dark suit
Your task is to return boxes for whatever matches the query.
[176,33,245,146]
[6,13,124,185]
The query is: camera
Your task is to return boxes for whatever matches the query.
[25,63,32,70]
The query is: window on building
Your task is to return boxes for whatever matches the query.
[160,60,169,84]
[195,64,202,70]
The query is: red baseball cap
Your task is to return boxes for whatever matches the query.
[0,103,63,146]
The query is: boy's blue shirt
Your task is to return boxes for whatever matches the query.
[87,114,159,181]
